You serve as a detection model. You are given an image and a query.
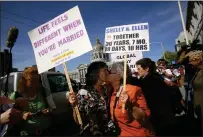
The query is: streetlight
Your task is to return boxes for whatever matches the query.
[149,42,166,59]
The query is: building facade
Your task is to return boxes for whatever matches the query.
[186,1,203,44]
[69,38,112,85]
[175,31,191,52]
[175,1,203,52]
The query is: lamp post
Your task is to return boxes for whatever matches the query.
[149,42,166,59]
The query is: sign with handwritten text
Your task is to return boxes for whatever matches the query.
[110,51,143,72]
[28,6,92,73]
[104,23,149,53]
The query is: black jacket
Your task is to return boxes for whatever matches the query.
[138,73,176,126]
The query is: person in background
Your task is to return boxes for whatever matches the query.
[157,59,177,86]
[68,61,112,136]
[108,62,154,136]
[136,58,177,136]
[9,66,51,136]
[157,59,185,115]
[186,50,203,135]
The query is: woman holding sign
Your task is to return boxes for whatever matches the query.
[68,61,114,136]
[107,62,155,136]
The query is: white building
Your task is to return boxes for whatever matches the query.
[68,69,80,83]
[186,1,203,44]
[175,31,192,51]
[175,1,203,52]
[69,38,112,85]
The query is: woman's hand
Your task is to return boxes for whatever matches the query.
[132,106,146,122]
[0,108,22,125]
[22,112,33,120]
[68,92,78,107]
[41,108,52,116]
[120,91,128,103]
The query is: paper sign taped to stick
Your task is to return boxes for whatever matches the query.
[28,6,92,73]
[110,51,143,72]
[104,23,149,53]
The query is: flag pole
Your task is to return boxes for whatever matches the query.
[178,0,189,45]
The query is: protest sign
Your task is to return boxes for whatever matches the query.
[28,6,92,74]
[110,51,143,72]
[104,23,149,53]
[28,5,89,126]
[104,23,149,113]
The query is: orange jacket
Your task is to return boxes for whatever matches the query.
[110,84,155,136]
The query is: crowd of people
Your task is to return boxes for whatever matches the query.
[0,47,202,136]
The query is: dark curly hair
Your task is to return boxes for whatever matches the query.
[85,61,108,87]
[136,58,157,74]
[157,59,168,66]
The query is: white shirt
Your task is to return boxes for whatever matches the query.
[163,69,173,82]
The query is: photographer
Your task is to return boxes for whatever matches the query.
[186,50,203,135]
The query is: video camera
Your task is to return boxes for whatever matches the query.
[176,39,202,83]
[177,39,202,64]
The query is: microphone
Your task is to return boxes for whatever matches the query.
[6,27,19,48]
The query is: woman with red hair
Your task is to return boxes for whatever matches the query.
[9,66,51,136]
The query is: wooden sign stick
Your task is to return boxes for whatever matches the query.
[122,52,127,113]
[63,63,83,126]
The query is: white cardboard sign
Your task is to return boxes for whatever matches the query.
[28,6,92,73]
[104,23,149,53]
[110,52,143,72]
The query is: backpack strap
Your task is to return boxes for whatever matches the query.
[113,86,123,121]
[114,86,123,108]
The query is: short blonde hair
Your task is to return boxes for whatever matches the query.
[186,50,202,61]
